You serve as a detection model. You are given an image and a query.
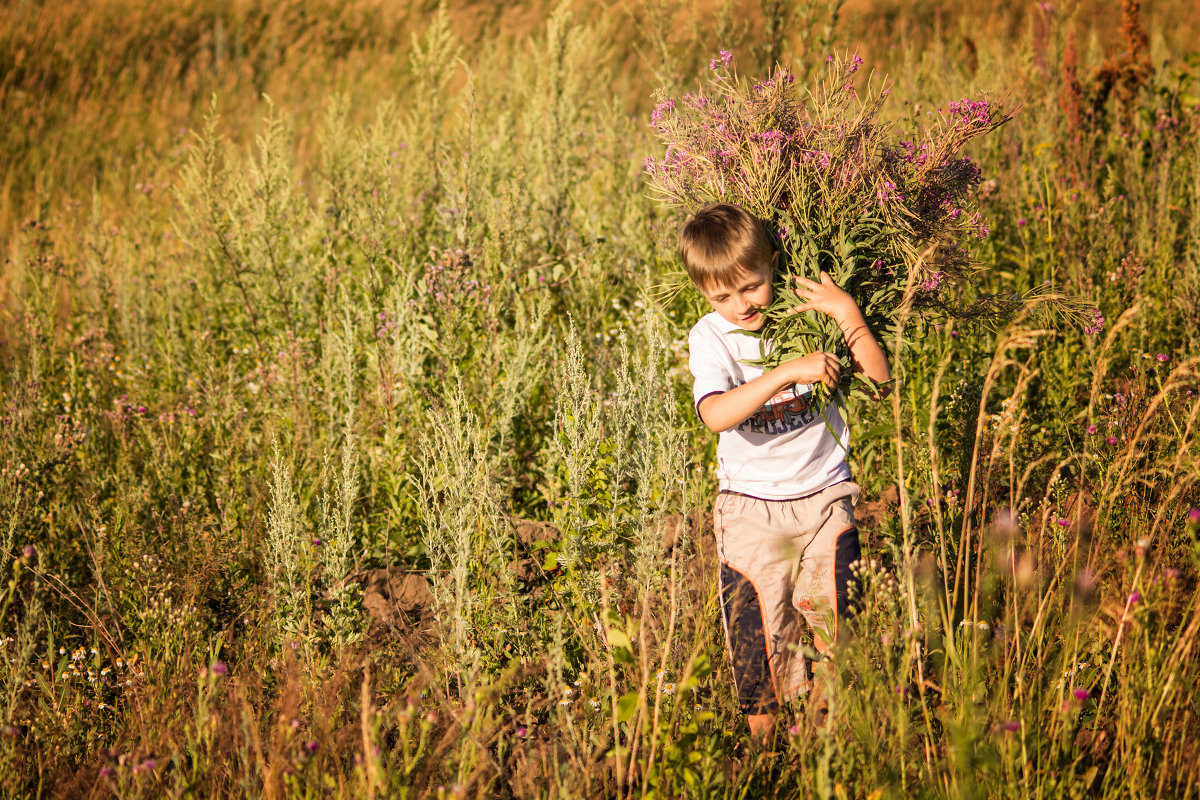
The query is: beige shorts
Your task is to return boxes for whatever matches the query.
[714,481,862,712]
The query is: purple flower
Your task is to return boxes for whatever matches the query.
[1073,688,1089,702]
[1128,591,1141,605]
[22,545,33,559]
[920,272,944,292]
[709,50,733,70]
[211,662,228,675]
[826,55,835,63]
[99,766,114,778]
[1083,309,1104,336]
[1156,353,1169,362]
[877,180,903,206]
[649,98,675,126]
[1016,218,1028,227]
[305,740,319,754]
[947,98,993,127]
[1086,424,1097,434]
[1189,508,1200,523]
[515,726,528,738]
[849,54,864,73]
[1056,518,1070,527]
[1106,436,1118,445]
[1003,720,1020,732]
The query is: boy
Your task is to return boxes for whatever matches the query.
[682,203,890,742]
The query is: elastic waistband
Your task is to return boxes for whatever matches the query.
[719,478,849,503]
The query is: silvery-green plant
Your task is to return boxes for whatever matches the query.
[414,383,511,687]
[264,442,313,645]
[315,304,365,648]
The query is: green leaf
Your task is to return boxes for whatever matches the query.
[616,690,639,722]
[606,627,632,651]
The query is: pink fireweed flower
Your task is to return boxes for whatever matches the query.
[877,180,902,205]
[849,54,864,72]
[947,98,994,127]
[649,98,675,127]
[709,50,733,70]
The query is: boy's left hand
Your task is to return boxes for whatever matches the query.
[788,271,860,327]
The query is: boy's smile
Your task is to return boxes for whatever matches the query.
[700,260,774,331]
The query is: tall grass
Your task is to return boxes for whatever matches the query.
[1,0,1199,797]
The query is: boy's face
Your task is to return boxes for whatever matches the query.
[700,256,774,331]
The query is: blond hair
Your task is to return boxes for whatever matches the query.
[679,203,775,290]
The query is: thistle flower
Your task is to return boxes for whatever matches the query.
[1073,688,1089,702]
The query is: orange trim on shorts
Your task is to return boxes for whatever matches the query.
[738,568,782,708]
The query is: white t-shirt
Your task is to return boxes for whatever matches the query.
[688,311,851,500]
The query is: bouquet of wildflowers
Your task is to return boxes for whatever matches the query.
[646,52,1103,402]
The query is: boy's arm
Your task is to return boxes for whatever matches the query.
[790,271,891,388]
[697,352,841,433]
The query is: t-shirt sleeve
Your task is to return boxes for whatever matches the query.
[688,323,737,415]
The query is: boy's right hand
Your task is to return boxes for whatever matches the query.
[778,352,841,390]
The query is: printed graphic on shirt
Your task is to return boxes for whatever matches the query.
[737,388,817,436]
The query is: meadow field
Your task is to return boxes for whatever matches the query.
[2,0,1200,797]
